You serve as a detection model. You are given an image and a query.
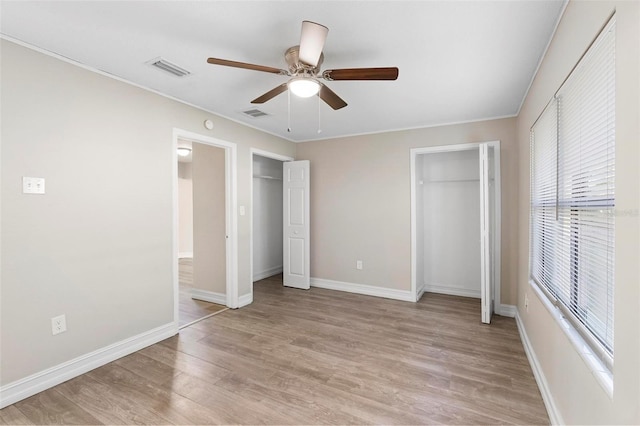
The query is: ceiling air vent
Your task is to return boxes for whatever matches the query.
[242,108,269,118]
[148,57,191,77]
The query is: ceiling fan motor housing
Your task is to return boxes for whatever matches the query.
[285,45,324,75]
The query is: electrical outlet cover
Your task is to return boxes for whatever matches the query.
[51,314,67,335]
[23,177,46,194]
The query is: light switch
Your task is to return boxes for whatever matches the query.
[22,177,45,194]
[239,206,246,216]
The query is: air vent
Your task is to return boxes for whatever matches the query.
[242,108,269,118]
[148,57,191,77]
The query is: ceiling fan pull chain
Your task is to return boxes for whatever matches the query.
[287,89,292,133]
[317,93,322,134]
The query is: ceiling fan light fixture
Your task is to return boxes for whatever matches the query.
[288,77,320,98]
[177,147,192,157]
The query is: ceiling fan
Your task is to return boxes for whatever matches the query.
[207,21,399,110]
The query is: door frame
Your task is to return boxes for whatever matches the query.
[249,148,294,305]
[172,128,239,327]
[410,141,501,311]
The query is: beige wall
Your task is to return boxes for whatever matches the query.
[0,39,295,386]
[296,117,519,304]
[178,162,193,255]
[192,143,226,294]
[516,1,639,424]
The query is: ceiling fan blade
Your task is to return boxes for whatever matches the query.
[322,67,399,81]
[319,83,347,110]
[251,83,289,104]
[298,21,328,67]
[207,57,288,75]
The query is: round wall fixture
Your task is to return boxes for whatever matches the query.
[204,119,214,130]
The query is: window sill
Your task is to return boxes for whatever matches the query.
[528,280,613,399]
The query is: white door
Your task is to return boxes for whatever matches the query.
[479,143,493,324]
[283,160,310,289]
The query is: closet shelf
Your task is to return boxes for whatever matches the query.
[253,175,283,180]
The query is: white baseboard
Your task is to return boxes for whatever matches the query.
[238,293,253,308]
[0,322,177,409]
[253,266,283,282]
[423,283,481,299]
[311,278,415,302]
[178,252,193,259]
[515,310,563,425]
[496,304,516,318]
[416,284,426,302]
[190,289,226,305]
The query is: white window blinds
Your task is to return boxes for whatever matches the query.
[530,17,615,366]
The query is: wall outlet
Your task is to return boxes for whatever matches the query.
[23,176,46,194]
[524,293,529,313]
[51,314,67,335]
[356,260,363,270]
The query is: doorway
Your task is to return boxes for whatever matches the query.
[176,139,228,327]
[250,149,294,302]
[410,141,501,323]
[173,128,238,329]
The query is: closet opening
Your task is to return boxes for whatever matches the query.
[250,149,294,301]
[411,141,501,324]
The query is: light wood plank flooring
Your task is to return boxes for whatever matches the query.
[0,274,548,425]
[179,258,226,327]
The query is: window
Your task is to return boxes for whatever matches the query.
[530,17,615,369]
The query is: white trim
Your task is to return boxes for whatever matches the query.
[495,304,516,318]
[172,136,180,325]
[253,266,283,282]
[173,128,239,312]
[0,322,176,409]
[412,141,489,155]
[249,148,294,305]
[311,278,415,302]
[178,251,193,259]
[515,0,569,116]
[410,141,502,310]
[190,289,227,305]
[250,148,294,163]
[529,280,613,397]
[515,310,563,425]
[480,143,491,323]
[410,146,419,303]
[416,283,426,302]
[295,114,517,143]
[238,293,253,308]
[422,284,481,299]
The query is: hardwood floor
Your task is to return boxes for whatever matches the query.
[0,274,549,425]
[179,258,227,327]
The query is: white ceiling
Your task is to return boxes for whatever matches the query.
[0,1,565,142]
